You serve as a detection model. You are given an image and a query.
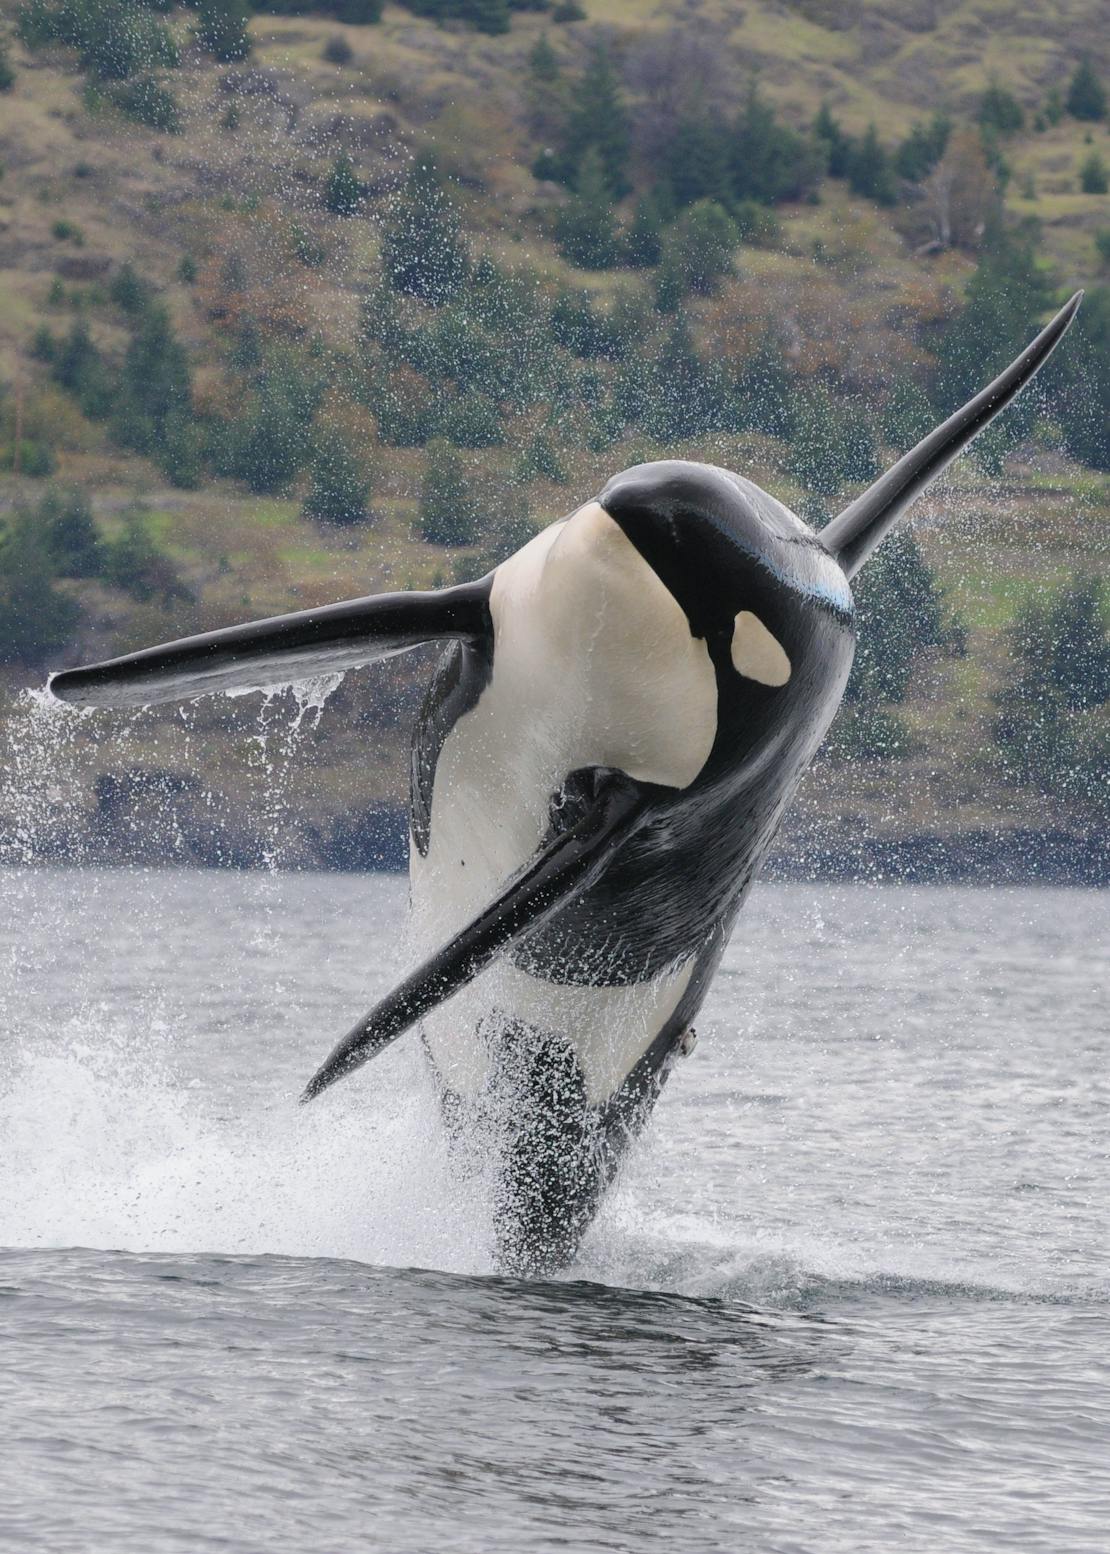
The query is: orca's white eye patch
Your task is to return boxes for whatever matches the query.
[731,611,791,687]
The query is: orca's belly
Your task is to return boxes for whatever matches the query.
[407,508,723,1106]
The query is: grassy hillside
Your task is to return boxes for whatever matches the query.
[0,0,1108,875]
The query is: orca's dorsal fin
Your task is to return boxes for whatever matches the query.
[821,292,1083,580]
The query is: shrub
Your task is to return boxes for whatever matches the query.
[325,152,364,217]
[0,37,15,91]
[101,505,191,604]
[322,34,353,65]
[19,0,179,82]
[51,220,84,243]
[418,439,478,545]
[177,254,198,284]
[1080,150,1109,194]
[108,74,182,133]
[1,438,56,477]
[515,427,567,484]
[302,427,372,526]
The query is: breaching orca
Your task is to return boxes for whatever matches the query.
[51,293,1081,1273]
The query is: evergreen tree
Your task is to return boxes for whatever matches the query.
[1080,150,1109,194]
[731,88,825,205]
[1066,59,1107,121]
[880,377,934,450]
[382,161,469,304]
[846,124,896,205]
[894,113,951,183]
[735,333,793,439]
[643,317,728,440]
[459,0,509,33]
[101,505,190,605]
[39,486,101,575]
[554,147,619,270]
[934,226,1051,453]
[788,385,877,497]
[655,199,737,306]
[196,0,251,62]
[528,33,559,82]
[827,529,962,760]
[662,117,731,208]
[302,427,372,526]
[624,192,665,268]
[418,439,477,545]
[114,302,192,456]
[812,102,850,179]
[0,508,81,665]
[332,0,383,20]
[1050,283,1110,470]
[977,82,1024,136]
[992,575,1110,816]
[437,392,504,448]
[842,530,959,708]
[0,36,15,91]
[515,427,567,483]
[51,317,115,420]
[325,152,364,217]
[551,45,630,196]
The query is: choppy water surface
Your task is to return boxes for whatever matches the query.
[1,869,1107,1552]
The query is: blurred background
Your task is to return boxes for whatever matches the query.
[0,0,1107,879]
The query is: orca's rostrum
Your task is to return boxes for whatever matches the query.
[51,293,1082,1273]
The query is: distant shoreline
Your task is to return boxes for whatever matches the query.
[4,813,1107,887]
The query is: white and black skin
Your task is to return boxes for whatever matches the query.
[51,295,1081,1273]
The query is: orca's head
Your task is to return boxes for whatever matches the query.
[599,460,855,791]
[596,292,1083,798]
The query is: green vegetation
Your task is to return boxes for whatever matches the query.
[1,0,1109,863]
[324,152,364,217]
[993,576,1110,818]
[419,440,477,546]
[1080,151,1108,195]
[1066,59,1107,122]
[196,0,252,62]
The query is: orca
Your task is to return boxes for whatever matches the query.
[50,293,1081,1273]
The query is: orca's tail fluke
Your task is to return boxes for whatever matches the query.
[48,578,492,711]
[820,291,1083,580]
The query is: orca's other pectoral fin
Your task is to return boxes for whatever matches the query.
[48,578,492,710]
[300,770,647,1103]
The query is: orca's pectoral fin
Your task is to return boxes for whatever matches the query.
[48,578,492,711]
[300,770,647,1103]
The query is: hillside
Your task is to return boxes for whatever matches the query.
[0,0,1108,878]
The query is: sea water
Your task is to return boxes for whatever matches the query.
[1,868,1107,1552]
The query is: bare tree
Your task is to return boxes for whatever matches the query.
[914,130,999,252]
[623,27,733,165]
